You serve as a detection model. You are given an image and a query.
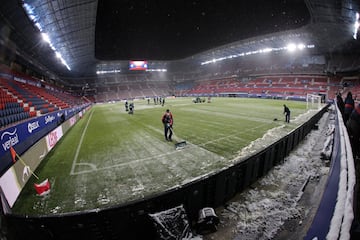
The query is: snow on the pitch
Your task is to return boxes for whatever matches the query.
[234,109,320,161]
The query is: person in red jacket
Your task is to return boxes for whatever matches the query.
[162,109,173,141]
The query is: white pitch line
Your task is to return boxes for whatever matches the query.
[70,109,95,175]
[71,147,187,175]
[129,162,145,192]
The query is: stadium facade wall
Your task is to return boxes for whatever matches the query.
[0,105,329,240]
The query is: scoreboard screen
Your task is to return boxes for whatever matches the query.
[129,60,148,71]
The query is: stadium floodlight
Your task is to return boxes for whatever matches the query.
[96,69,121,75]
[261,48,273,53]
[297,43,305,50]
[55,52,62,59]
[200,41,315,65]
[41,33,51,44]
[146,69,167,72]
[22,0,71,71]
[286,43,297,52]
[354,12,359,40]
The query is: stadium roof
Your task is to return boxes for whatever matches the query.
[0,0,359,81]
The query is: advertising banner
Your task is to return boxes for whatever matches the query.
[0,108,78,176]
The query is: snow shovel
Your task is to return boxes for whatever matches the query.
[170,127,187,150]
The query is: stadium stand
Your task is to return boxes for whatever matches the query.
[0,71,89,128]
[0,79,33,128]
[176,74,347,103]
[93,79,172,102]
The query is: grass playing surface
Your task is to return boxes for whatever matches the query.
[12,97,309,215]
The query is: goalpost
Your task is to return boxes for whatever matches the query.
[306,93,322,110]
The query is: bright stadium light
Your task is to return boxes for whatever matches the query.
[200,42,315,65]
[146,69,167,72]
[354,12,359,40]
[261,48,273,53]
[286,43,297,52]
[96,69,121,75]
[22,0,71,71]
[297,43,305,50]
[41,33,51,44]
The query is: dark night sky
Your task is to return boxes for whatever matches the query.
[95,0,310,60]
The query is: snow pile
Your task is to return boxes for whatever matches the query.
[223,189,302,240]
[149,205,203,240]
[320,124,335,161]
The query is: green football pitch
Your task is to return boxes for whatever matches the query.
[12,97,312,215]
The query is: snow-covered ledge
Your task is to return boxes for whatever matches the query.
[327,104,355,240]
[305,103,355,240]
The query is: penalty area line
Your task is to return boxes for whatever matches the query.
[70,108,95,175]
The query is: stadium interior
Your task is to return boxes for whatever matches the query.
[0,0,360,239]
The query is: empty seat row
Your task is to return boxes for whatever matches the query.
[32,103,57,111]
[0,107,26,117]
[27,100,48,106]
[4,102,22,108]
[0,112,30,128]
[0,97,17,104]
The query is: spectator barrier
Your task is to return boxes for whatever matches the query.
[305,102,355,240]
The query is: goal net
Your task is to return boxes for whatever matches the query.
[306,94,322,110]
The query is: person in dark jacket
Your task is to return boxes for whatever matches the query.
[125,100,129,111]
[344,91,355,124]
[283,104,290,123]
[128,102,134,114]
[347,103,360,158]
[336,92,345,118]
[162,109,173,141]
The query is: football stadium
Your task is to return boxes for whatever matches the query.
[12,98,311,214]
[0,0,359,240]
